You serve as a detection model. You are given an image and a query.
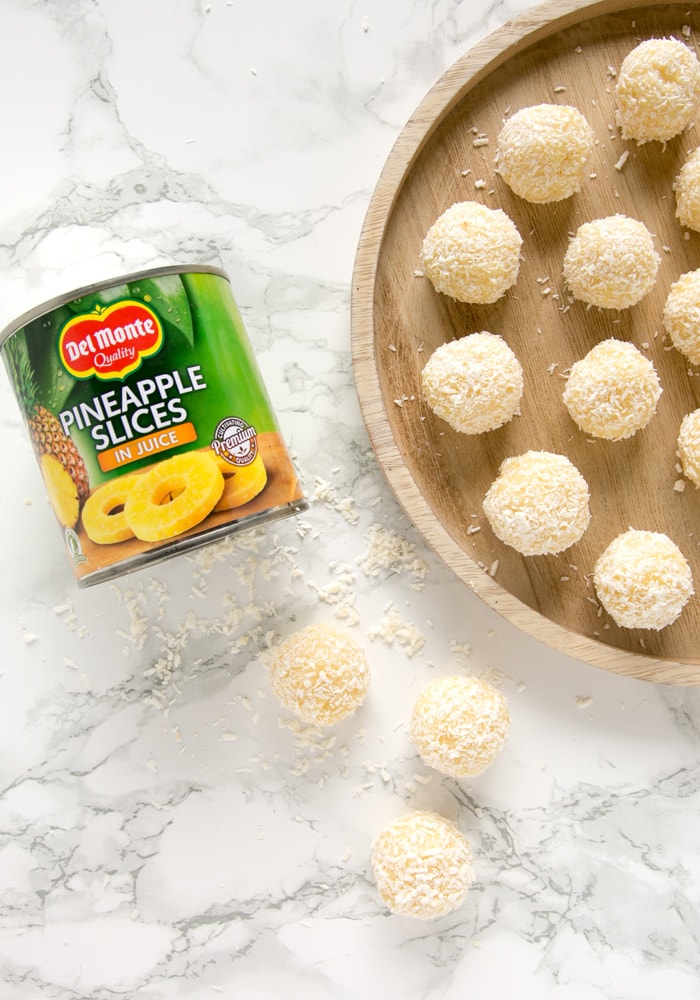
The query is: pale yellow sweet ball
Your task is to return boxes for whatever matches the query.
[420,332,524,434]
[410,675,510,778]
[496,103,594,203]
[562,339,662,441]
[663,268,700,364]
[371,810,474,919]
[483,450,590,556]
[420,201,522,304]
[674,147,700,230]
[677,408,700,487]
[593,529,694,630]
[615,38,700,143]
[563,215,660,309]
[270,624,370,726]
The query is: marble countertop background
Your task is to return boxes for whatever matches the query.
[1,1,699,998]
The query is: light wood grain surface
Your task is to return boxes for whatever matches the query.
[352,0,700,684]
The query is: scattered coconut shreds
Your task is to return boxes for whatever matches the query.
[357,523,429,589]
[615,150,630,171]
[576,695,592,709]
[367,601,426,657]
[674,479,687,492]
[312,477,359,525]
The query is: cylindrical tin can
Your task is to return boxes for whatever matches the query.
[0,264,307,586]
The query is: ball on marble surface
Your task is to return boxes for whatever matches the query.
[562,339,662,441]
[674,147,700,231]
[420,332,524,434]
[562,214,660,309]
[483,450,590,556]
[420,201,522,304]
[410,674,510,778]
[615,37,700,143]
[371,810,474,919]
[270,624,370,726]
[677,408,700,488]
[495,103,594,203]
[593,529,694,630]
[662,267,700,364]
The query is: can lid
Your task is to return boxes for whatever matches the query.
[0,263,229,350]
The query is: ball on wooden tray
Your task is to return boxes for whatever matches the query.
[593,529,694,630]
[270,623,370,726]
[674,147,700,231]
[562,339,662,441]
[410,674,510,778]
[663,267,700,364]
[420,201,522,304]
[615,37,700,144]
[371,810,474,920]
[677,408,700,488]
[495,103,594,203]
[420,332,524,434]
[483,450,590,556]
[563,214,660,309]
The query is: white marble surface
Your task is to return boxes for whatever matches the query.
[1,1,700,997]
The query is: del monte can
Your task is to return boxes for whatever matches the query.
[0,264,307,586]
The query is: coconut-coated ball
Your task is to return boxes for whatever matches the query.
[674,147,700,230]
[496,103,594,203]
[562,339,662,440]
[563,215,660,309]
[420,332,524,434]
[663,268,700,364]
[410,675,510,778]
[270,624,370,726]
[483,450,590,556]
[615,38,700,143]
[371,810,474,919]
[420,201,522,304]
[593,529,694,630]
[678,408,700,487]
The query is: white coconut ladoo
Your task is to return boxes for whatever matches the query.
[496,103,594,203]
[420,201,522,304]
[420,332,524,434]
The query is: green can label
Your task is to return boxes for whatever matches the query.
[2,266,306,585]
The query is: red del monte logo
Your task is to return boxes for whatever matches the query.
[59,299,163,380]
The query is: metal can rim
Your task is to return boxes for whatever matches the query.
[0,263,228,350]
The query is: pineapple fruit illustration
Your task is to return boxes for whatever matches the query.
[4,336,90,527]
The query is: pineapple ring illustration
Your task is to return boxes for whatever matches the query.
[41,454,80,529]
[213,451,267,511]
[124,451,225,542]
[81,476,140,545]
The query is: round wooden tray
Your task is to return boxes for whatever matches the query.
[352,0,700,685]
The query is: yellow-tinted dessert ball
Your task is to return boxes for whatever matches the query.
[496,103,594,203]
[674,147,700,231]
[410,675,510,778]
[371,811,474,919]
[483,450,590,556]
[593,529,694,630]
[663,268,700,364]
[270,624,370,726]
[420,332,524,434]
[677,408,700,487]
[615,38,700,143]
[562,339,662,440]
[563,215,659,309]
[420,201,522,304]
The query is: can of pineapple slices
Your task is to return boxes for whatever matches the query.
[0,265,308,586]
